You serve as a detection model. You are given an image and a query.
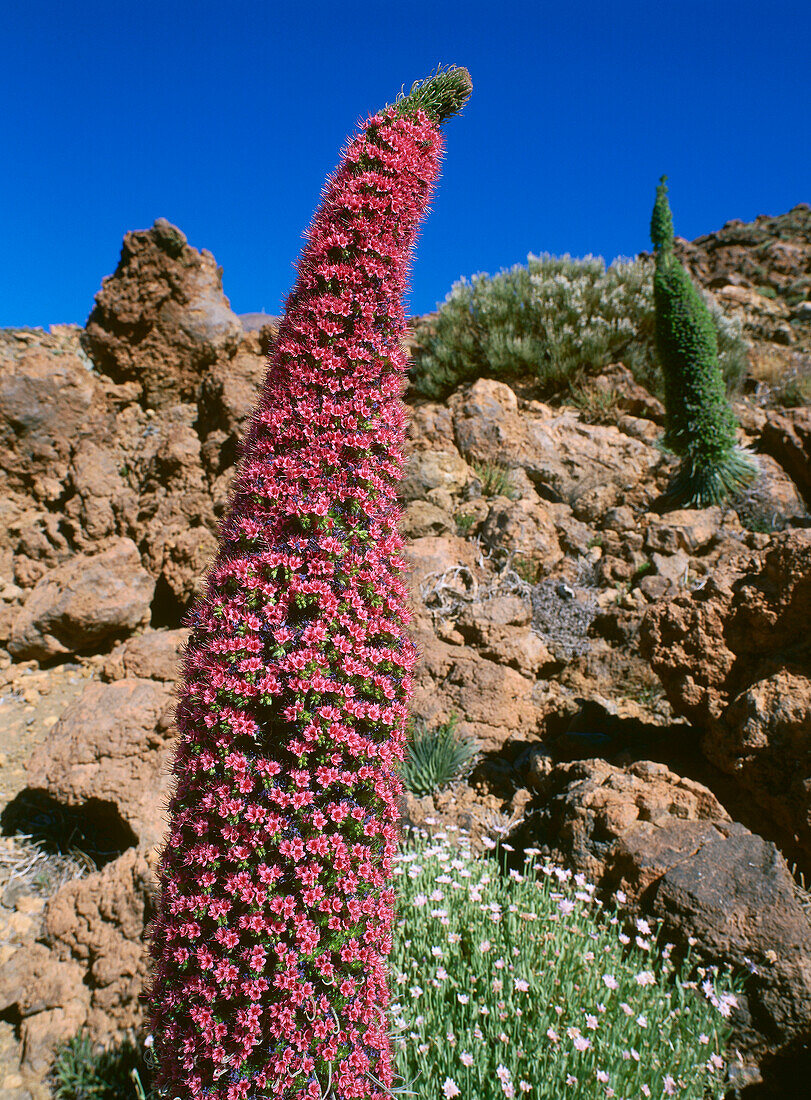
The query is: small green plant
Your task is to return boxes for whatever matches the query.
[568,381,623,423]
[512,556,544,585]
[399,713,478,796]
[454,512,478,534]
[630,559,654,586]
[471,460,519,499]
[50,1031,149,1099]
[651,176,758,507]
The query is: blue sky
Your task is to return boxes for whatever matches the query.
[2,0,809,328]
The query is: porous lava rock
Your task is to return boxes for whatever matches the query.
[455,593,554,675]
[409,627,545,753]
[0,346,113,504]
[0,943,90,1075]
[640,530,811,859]
[25,678,176,852]
[82,218,243,409]
[0,844,157,1074]
[512,758,731,888]
[102,627,189,682]
[8,538,155,659]
[196,328,272,463]
[760,406,811,507]
[135,403,220,610]
[398,446,472,502]
[447,379,664,519]
[479,495,563,573]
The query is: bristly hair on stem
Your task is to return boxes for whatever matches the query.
[388,64,473,125]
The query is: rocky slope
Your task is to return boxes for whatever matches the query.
[673,202,811,407]
[0,210,808,1097]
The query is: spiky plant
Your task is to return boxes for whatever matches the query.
[650,175,757,507]
[398,713,478,797]
[143,65,472,1100]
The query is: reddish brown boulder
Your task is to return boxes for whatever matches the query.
[64,439,140,545]
[0,347,112,504]
[0,845,157,1075]
[409,626,545,752]
[406,400,455,451]
[403,534,481,597]
[398,501,455,539]
[455,594,554,675]
[399,446,472,502]
[82,218,243,409]
[0,491,75,591]
[448,378,527,466]
[136,404,220,608]
[446,381,661,518]
[197,329,268,444]
[25,678,176,852]
[479,496,563,574]
[8,539,155,659]
[589,362,665,423]
[648,825,811,1065]
[640,530,811,857]
[516,758,730,887]
[731,451,809,532]
[644,506,728,556]
[760,407,811,508]
[102,627,189,682]
[0,943,90,1075]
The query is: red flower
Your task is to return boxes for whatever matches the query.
[146,69,470,1100]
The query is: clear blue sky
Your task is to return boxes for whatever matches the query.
[2,0,809,329]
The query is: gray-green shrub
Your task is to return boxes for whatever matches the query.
[408,253,748,402]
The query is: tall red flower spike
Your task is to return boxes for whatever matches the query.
[144,66,472,1100]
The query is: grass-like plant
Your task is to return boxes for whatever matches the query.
[471,461,519,500]
[398,714,478,797]
[142,65,472,1100]
[567,381,623,424]
[650,176,758,507]
[390,833,739,1099]
[50,1031,147,1099]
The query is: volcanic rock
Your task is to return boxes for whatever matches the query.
[25,678,176,851]
[82,218,243,409]
[8,539,155,659]
[0,844,157,1074]
[640,530,811,859]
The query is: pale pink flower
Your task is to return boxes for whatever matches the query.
[635,970,656,986]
